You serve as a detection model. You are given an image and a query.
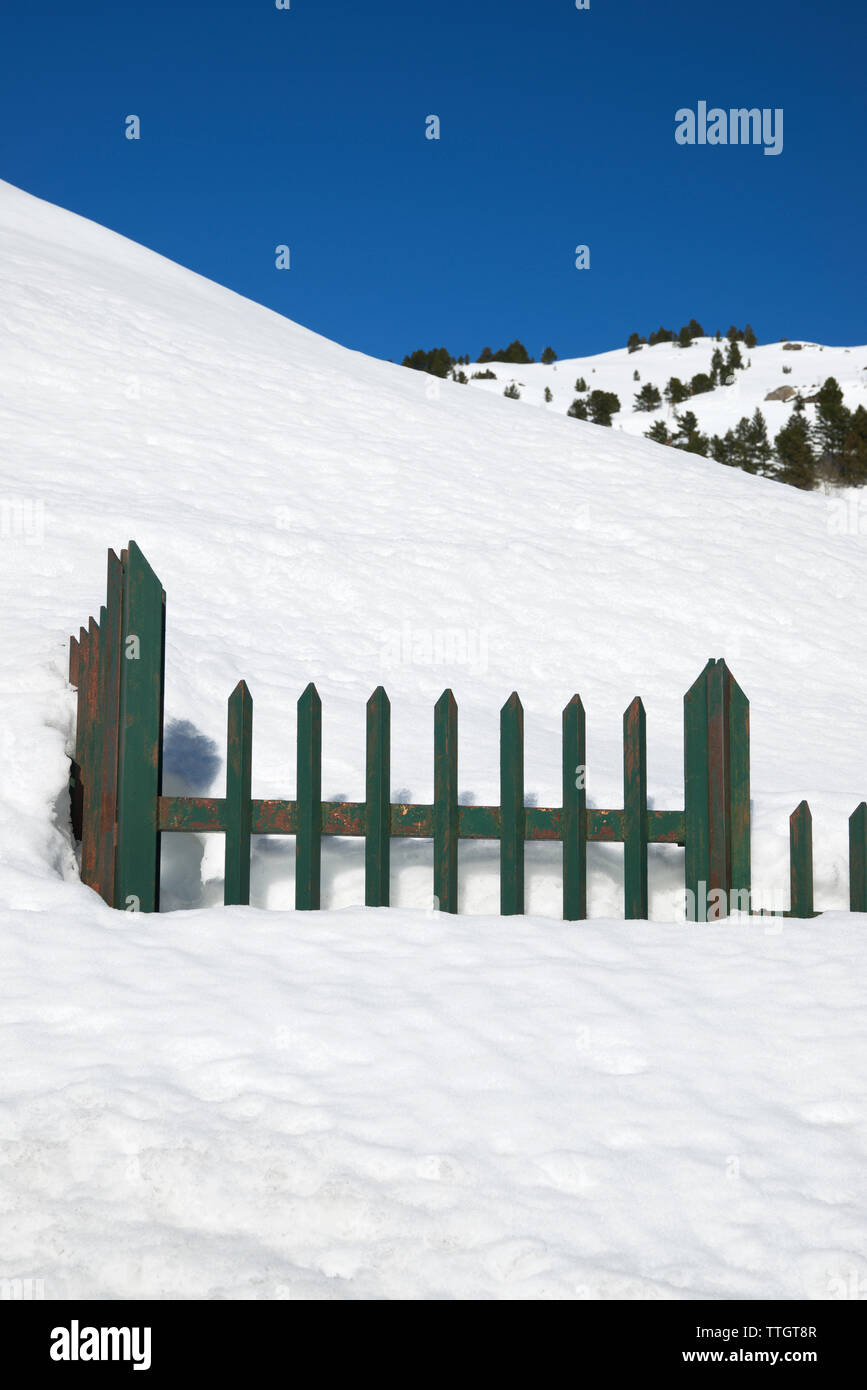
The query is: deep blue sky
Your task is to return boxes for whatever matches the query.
[1,0,864,360]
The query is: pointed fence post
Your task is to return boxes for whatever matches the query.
[295,683,322,910]
[684,659,750,921]
[365,687,390,906]
[562,695,587,921]
[225,680,253,906]
[115,542,165,913]
[623,697,648,919]
[850,803,867,913]
[500,692,524,915]
[433,689,459,913]
[789,801,814,918]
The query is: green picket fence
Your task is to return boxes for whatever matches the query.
[68,542,867,919]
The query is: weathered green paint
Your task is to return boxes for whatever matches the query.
[68,634,83,843]
[295,683,321,910]
[789,800,814,918]
[365,687,390,906]
[70,544,771,922]
[706,659,730,915]
[684,660,713,920]
[224,680,253,906]
[95,550,123,904]
[500,692,524,915]
[727,671,751,899]
[849,803,867,913]
[562,695,587,920]
[80,616,102,892]
[433,689,459,912]
[115,542,165,913]
[623,697,648,919]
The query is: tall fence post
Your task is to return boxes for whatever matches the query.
[295,683,322,910]
[433,689,459,913]
[115,541,165,913]
[623,696,648,919]
[684,659,750,921]
[789,801,814,917]
[500,692,524,915]
[365,686,390,906]
[562,694,587,921]
[850,803,867,913]
[225,680,253,906]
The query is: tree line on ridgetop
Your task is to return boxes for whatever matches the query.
[399,328,867,488]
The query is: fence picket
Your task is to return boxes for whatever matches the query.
[365,687,390,906]
[115,541,165,913]
[295,682,321,910]
[849,803,867,913]
[500,692,524,915]
[789,801,814,918]
[562,694,587,921]
[225,681,253,906]
[434,689,459,913]
[623,696,648,919]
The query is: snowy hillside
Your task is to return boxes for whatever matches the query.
[461,337,867,445]
[1,177,866,1300]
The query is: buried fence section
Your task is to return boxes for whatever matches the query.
[66,540,865,920]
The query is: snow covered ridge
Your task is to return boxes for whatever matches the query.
[2,179,867,1299]
[441,337,867,465]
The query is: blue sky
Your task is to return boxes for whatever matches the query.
[1,0,864,360]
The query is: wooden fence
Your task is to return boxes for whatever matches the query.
[68,542,867,919]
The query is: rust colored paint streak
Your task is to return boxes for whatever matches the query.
[252,800,296,834]
[324,802,365,836]
[80,616,101,888]
[159,796,226,832]
[391,804,434,837]
[587,809,625,841]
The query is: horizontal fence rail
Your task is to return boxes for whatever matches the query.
[69,543,867,920]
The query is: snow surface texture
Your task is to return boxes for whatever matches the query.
[1,178,866,1299]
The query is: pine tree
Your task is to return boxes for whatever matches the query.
[478,346,494,363]
[645,420,670,444]
[744,324,758,349]
[587,390,620,426]
[664,376,690,405]
[633,368,640,381]
[774,413,815,489]
[672,410,710,456]
[839,405,867,486]
[725,339,743,374]
[574,376,588,392]
[544,386,553,402]
[812,377,851,466]
[678,324,692,349]
[567,398,589,420]
[710,348,724,383]
[541,346,558,365]
[687,318,705,340]
[725,409,772,474]
[627,332,646,353]
[634,382,662,412]
[503,383,521,399]
[689,372,714,396]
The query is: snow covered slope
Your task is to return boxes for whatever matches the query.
[463,337,867,444]
[1,178,866,1300]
